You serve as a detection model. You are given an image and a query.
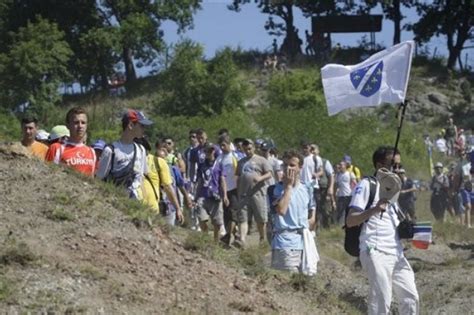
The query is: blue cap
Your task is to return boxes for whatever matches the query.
[343,154,352,164]
[92,139,106,151]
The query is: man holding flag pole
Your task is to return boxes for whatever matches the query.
[322,41,420,314]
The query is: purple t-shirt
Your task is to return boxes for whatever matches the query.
[196,159,225,199]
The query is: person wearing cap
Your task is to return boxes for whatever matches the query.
[35,129,50,145]
[91,139,106,173]
[45,107,96,177]
[20,116,49,160]
[430,162,449,221]
[397,168,417,219]
[346,146,419,315]
[49,125,70,144]
[236,138,273,245]
[343,154,361,182]
[96,109,152,199]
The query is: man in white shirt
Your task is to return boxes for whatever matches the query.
[97,109,152,199]
[335,161,356,225]
[346,146,419,315]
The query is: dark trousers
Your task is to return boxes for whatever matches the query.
[336,196,352,226]
[315,187,332,229]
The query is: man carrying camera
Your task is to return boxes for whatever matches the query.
[346,146,419,315]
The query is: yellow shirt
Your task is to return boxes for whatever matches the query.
[142,154,172,211]
[348,165,361,182]
[27,141,49,160]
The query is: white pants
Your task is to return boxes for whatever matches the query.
[360,249,419,315]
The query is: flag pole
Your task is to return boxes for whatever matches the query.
[393,101,407,164]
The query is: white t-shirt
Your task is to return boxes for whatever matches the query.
[435,138,447,153]
[97,141,148,199]
[301,154,321,188]
[336,170,355,197]
[216,152,237,191]
[350,178,403,256]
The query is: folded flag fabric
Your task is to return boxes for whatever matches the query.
[412,221,432,250]
[321,40,415,115]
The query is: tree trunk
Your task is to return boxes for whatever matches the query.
[123,47,137,82]
[447,46,462,70]
[392,0,401,45]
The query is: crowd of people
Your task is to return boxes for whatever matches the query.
[20,106,456,314]
[424,117,474,228]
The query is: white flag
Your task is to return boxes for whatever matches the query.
[321,40,414,116]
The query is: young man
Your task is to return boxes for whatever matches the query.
[45,107,96,177]
[397,168,417,220]
[335,160,356,226]
[236,139,273,245]
[347,146,419,315]
[195,144,226,241]
[269,150,315,272]
[20,116,48,160]
[216,134,239,245]
[96,109,151,199]
[430,162,449,221]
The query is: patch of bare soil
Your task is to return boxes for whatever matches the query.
[0,144,473,314]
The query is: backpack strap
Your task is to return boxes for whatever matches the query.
[53,143,66,164]
[105,144,115,180]
[365,176,377,211]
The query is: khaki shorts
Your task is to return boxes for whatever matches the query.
[196,197,224,226]
[271,249,303,272]
[237,193,268,224]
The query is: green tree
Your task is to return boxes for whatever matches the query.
[0,18,72,121]
[266,69,325,111]
[160,42,248,117]
[229,1,302,58]
[411,0,473,69]
[380,0,415,45]
[99,0,202,82]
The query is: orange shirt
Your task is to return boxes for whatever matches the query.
[26,141,48,160]
[45,141,96,177]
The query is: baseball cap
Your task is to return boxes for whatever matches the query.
[255,138,264,146]
[35,129,50,141]
[435,162,443,168]
[343,154,352,164]
[92,139,106,151]
[398,168,406,174]
[49,125,70,141]
[260,141,272,151]
[122,109,153,126]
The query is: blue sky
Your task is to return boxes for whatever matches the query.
[146,0,458,77]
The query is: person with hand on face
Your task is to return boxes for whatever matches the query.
[45,107,96,176]
[346,146,419,315]
[269,150,315,273]
[20,116,48,160]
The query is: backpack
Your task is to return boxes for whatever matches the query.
[313,156,329,189]
[343,176,377,257]
[105,143,137,188]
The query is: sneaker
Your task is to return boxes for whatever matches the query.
[219,225,227,237]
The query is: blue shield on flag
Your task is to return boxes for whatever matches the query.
[350,61,383,97]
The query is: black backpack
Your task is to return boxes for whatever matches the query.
[313,156,330,189]
[343,176,377,257]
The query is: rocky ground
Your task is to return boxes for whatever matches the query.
[0,144,473,314]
